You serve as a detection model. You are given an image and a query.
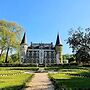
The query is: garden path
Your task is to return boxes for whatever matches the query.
[24,73,54,90]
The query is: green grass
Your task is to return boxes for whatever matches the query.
[0,70,23,75]
[0,67,34,90]
[49,69,90,90]
[0,73,33,89]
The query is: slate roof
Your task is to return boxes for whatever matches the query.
[56,33,62,46]
[20,32,27,45]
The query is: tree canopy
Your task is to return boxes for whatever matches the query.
[0,20,23,63]
[66,27,90,64]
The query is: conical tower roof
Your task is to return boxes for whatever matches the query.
[20,32,27,45]
[56,33,62,46]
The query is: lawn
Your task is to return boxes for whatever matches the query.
[0,67,34,90]
[49,68,90,90]
[0,67,39,71]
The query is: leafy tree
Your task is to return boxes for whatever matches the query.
[66,27,90,64]
[67,27,90,52]
[63,54,75,63]
[0,54,6,63]
[10,53,19,63]
[0,20,23,63]
[63,54,73,60]
[76,46,90,64]
[68,57,75,63]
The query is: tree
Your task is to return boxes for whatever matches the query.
[0,53,6,63]
[66,27,90,64]
[10,53,19,63]
[63,54,73,60]
[0,20,23,63]
[68,57,75,63]
[76,46,90,64]
[63,54,75,64]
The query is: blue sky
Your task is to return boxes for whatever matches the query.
[0,0,90,54]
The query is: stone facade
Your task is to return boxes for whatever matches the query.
[20,33,63,65]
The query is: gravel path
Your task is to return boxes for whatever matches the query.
[24,73,54,90]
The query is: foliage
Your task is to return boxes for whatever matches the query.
[76,47,90,64]
[0,54,6,63]
[63,54,71,60]
[66,27,90,63]
[0,67,39,72]
[44,66,79,71]
[63,54,75,64]
[67,27,90,52]
[9,67,39,71]
[68,57,75,63]
[0,53,17,64]
[10,53,19,63]
[0,20,23,63]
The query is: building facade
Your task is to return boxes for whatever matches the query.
[20,33,63,65]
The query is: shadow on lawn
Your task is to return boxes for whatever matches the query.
[50,75,90,90]
[0,85,24,90]
[0,75,34,90]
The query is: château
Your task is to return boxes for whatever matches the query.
[20,33,63,65]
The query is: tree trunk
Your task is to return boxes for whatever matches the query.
[0,50,2,57]
[0,49,4,61]
[5,47,9,63]
[0,49,3,58]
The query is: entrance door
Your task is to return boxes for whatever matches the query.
[39,50,44,64]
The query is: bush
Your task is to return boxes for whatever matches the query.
[0,63,37,67]
[9,67,39,71]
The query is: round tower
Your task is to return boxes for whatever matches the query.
[55,33,63,64]
[20,32,28,64]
